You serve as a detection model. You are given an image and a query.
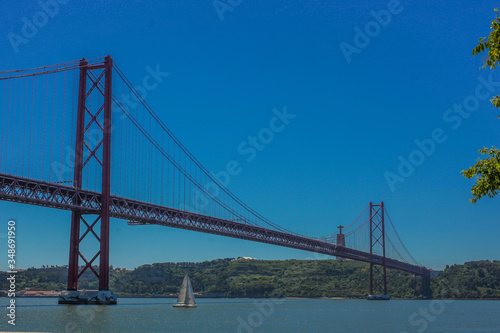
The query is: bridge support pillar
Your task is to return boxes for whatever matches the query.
[59,56,116,305]
[367,202,389,300]
[422,276,431,299]
[413,275,431,299]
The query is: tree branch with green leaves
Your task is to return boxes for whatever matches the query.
[463,9,500,203]
[473,8,500,109]
[462,147,500,203]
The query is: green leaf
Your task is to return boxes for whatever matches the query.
[463,147,500,203]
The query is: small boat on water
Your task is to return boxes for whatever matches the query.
[173,274,197,308]
[367,294,391,300]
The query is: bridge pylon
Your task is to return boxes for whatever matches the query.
[367,202,389,300]
[413,275,431,299]
[58,56,117,305]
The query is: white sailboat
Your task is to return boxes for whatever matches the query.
[173,274,197,308]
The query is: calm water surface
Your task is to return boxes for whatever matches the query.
[0,298,499,332]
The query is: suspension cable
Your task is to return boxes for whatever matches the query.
[113,64,303,234]
[385,208,422,266]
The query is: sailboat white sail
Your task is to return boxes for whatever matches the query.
[173,274,197,308]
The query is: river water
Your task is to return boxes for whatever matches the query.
[0,297,499,332]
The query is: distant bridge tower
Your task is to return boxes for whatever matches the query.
[368,202,388,299]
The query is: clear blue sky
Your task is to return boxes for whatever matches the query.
[0,0,499,271]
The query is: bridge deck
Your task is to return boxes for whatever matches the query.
[0,173,429,277]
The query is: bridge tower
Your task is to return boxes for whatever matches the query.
[368,202,389,299]
[414,275,431,299]
[58,56,117,305]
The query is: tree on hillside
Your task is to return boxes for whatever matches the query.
[462,9,500,203]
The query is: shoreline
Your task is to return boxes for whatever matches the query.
[3,296,500,301]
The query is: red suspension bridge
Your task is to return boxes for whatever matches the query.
[0,56,430,304]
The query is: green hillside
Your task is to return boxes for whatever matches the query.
[1,259,499,299]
